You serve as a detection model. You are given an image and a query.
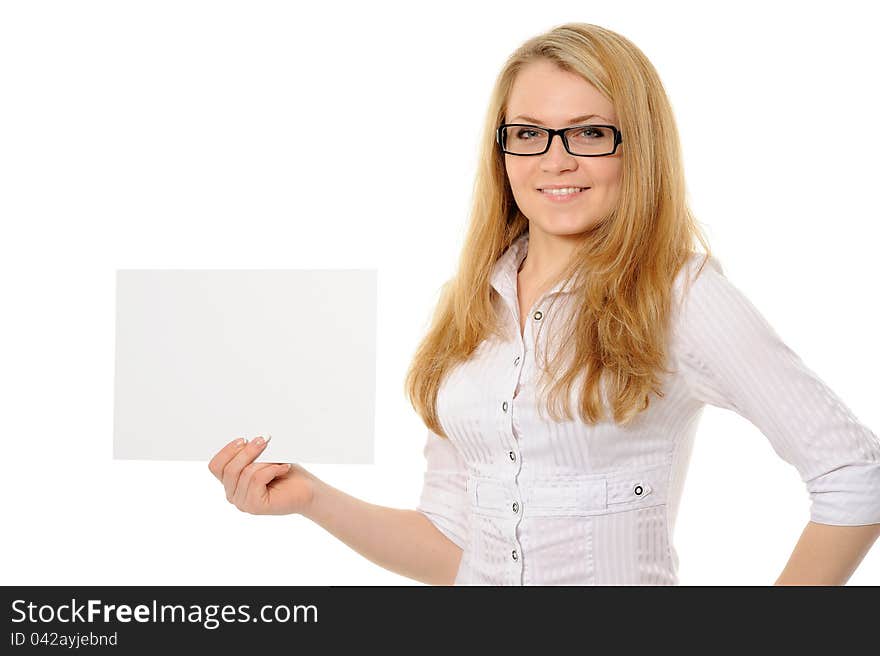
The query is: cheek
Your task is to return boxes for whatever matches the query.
[505,164,535,200]
[504,159,528,189]
[598,160,622,188]
[592,164,622,205]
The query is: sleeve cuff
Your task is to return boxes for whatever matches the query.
[806,462,880,526]
[417,508,468,550]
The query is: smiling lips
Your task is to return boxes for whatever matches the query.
[538,186,590,201]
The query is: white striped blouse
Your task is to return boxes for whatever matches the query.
[415,231,880,585]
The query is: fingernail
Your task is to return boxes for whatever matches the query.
[233,438,245,448]
[254,436,264,446]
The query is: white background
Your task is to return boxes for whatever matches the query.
[1,0,877,586]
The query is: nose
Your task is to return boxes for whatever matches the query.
[541,132,577,171]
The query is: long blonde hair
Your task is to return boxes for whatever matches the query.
[404,22,713,439]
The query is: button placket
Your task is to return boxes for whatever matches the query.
[509,484,525,574]
[505,311,527,580]
[507,347,524,457]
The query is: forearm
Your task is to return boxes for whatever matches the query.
[775,521,880,585]
[301,476,463,586]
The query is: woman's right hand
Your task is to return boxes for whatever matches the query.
[208,436,316,516]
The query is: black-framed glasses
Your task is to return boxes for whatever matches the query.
[496,123,623,157]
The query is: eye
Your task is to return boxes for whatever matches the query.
[515,128,541,140]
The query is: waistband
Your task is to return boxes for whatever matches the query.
[466,461,670,518]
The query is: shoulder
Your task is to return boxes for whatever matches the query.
[670,252,778,348]
[672,252,726,308]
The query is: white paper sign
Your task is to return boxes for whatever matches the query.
[113,269,376,464]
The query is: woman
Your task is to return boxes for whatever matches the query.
[207,23,880,585]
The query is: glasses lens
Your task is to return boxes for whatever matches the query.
[566,125,615,155]
[502,126,550,154]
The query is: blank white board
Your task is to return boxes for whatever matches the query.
[113,269,376,464]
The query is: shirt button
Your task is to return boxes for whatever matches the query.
[533,310,543,321]
[512,501,519,514]
[508,450,516,462]
[511,549,518,561]
[502,401,508,412]
[513,355,521,366]
[634,484,643,496]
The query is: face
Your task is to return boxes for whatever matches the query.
[504,59,622,237]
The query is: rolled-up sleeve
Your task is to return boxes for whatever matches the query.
[671,256,880,526]
[415,429,470,549]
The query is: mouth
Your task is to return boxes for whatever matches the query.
[537,186,590,201]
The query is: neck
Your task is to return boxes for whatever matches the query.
[518,229,583,286]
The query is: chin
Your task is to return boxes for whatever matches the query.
[532,215,600,235]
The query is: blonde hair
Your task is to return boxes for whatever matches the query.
[404,22,713,438]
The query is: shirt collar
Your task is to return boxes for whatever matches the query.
[489,232,577,304]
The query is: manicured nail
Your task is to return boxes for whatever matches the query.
[232,438,245,448]
[254,436,264,446]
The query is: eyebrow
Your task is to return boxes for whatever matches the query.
[509,113,614,125]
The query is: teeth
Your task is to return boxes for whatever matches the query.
[541,187,584,195]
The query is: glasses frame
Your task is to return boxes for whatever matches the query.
[496,123,623,157]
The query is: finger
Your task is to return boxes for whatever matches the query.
[208,437,248,480]
[222,435,271,502]
[232,462,277,510]
[247,464,292,513]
